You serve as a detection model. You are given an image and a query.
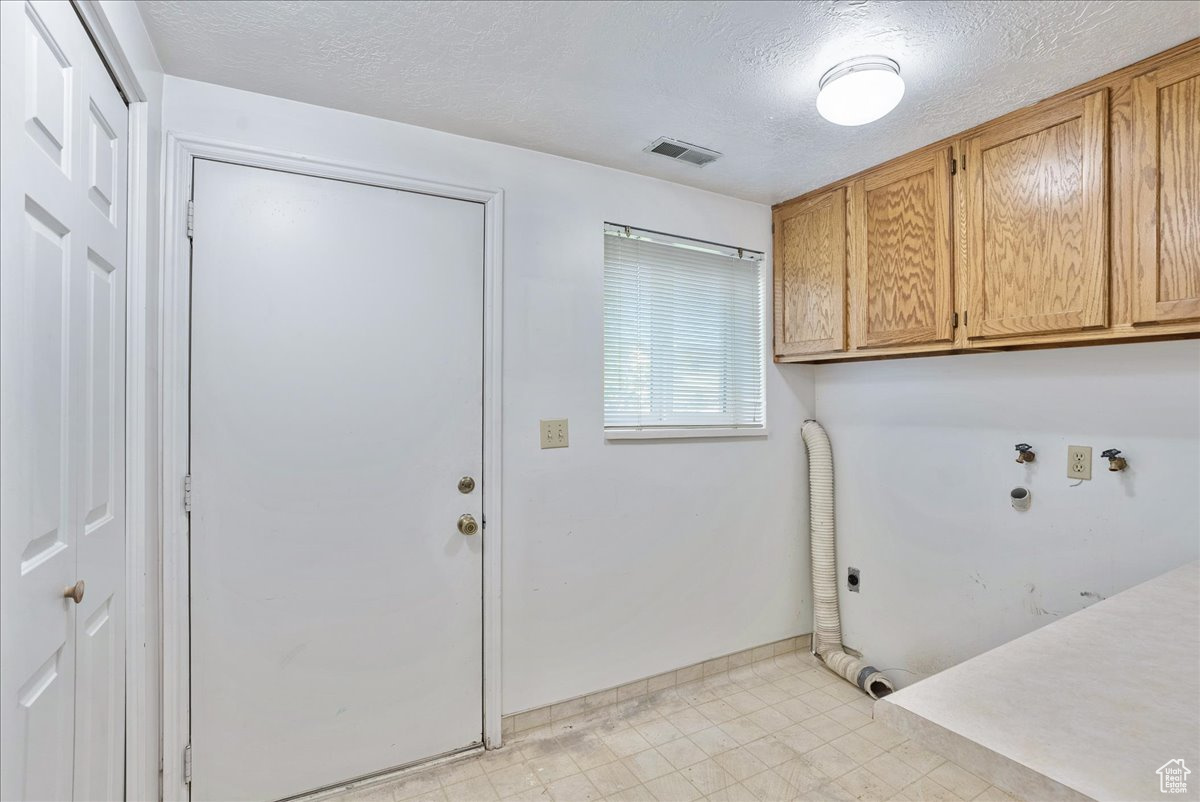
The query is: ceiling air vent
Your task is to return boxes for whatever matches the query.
[644,137,722,167]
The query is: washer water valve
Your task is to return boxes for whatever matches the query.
[1014,443,1036,464]
[1101,449,1128,471]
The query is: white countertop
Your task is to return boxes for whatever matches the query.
[875,561,1200,801]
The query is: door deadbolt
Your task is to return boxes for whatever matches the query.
[457,514,479,536]
[63,580,85,604]
[458,476,476,494]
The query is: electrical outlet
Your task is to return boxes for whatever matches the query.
[1067,445,1092,480]
[540,419,568,449]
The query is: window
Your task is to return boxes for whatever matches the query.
[603,223,765,437]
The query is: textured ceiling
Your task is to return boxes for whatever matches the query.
[137,0,1199,204]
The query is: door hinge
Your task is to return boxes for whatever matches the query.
[952,311,959,328]
[183,743,192,785]
[186,200,195,239]
[183,475,192,513]
[950,157,957,176]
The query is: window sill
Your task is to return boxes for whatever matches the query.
[604,427,769,441]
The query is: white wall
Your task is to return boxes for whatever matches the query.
[810,341,1200,688]
[161,76,816,714]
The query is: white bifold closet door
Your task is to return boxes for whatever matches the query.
[0,2,128,800]
[188,160,485,801]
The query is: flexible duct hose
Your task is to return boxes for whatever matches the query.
[802,419,895,700]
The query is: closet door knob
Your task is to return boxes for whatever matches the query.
[63,580,85,604]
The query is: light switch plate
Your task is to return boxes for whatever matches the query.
[540,419,568,449]
[1067,445,1092,480]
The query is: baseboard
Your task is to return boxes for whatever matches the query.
[502,633,813,737]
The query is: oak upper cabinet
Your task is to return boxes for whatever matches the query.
[1131,51,1200,324]
[848,147,955,350]
[774,187,846,356]
[963,90,1110,341]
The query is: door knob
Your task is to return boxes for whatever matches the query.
[63,580,85,604]
[458,476,476,494]
[457,514,479,536]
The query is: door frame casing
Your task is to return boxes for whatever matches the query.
[159,133,505,801]
[66,3,152,801]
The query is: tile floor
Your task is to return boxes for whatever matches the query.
[333,651,1022,802]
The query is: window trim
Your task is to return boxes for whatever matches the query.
[602,223,768,437]
[604,425,769,441]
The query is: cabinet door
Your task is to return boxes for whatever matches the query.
[964,90,1109,339]
[848,148,954,349]
[773,188,846,356]
[1132,53,1200,324]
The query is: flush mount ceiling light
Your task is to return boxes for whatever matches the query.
[816,56,905,126]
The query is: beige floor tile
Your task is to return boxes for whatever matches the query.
[545,773,602,802]
[585,762,642,796]
[719,717,768,746]
[925,763,988,801]
[703,781,755,802]
[680,759,736,795]
[771,756,826,793]
[634,718,686,747]
[710,748,768,782]
[695,700,741,725]
[803,744,859,780]
[825,705,873,731]
[528,753,583,784]
[773,724,825,756]
[887,741,944,775]
[861,753,921,791]
[390,657,1006,802]
[665,708,716,736]
[337,784,400,802]
[801,714,852,743]
[444,774,499,801]
[623,749,678,783]
[605,784,657,802]
[894,776,962,802]
[740,769,799,801]
[742,735,799,769]
[658,738,710,770]
[829,732,885,764]
[564,737,620,772]
[435,757,487,786]
[488,764,546,799]
[386,769,442,800]
[602,729,655,759]
[743,707,792,734]
[774,698,822,724]
[855,722,907,751]
[834,765,897,801]
[644,772,704,802]
[691,726,740,757]
[748,686,789,706]
[723,691,767,716]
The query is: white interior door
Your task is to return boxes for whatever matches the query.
[189,159,485,801]
[0,2,128,800]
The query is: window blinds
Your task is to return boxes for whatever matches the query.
[603,224,765,431]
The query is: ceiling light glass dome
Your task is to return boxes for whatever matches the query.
[817,56,905,126]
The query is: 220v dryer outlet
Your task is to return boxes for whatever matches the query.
[1068,445,1092,480]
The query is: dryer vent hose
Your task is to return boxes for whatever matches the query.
[802,419,895,700]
